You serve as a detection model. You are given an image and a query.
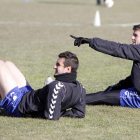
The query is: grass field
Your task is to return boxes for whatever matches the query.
[0,0,140,139]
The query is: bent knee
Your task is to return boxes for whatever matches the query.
[0,60,5,67]
[4,61,13,65]
[0,60,14,71]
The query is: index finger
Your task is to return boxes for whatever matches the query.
[70,35,77,39]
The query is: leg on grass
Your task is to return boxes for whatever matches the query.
[86,90,121,106]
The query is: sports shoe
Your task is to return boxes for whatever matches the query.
[44,76,53,86]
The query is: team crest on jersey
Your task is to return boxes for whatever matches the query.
[49,82,64,119]
[10,92,17,101]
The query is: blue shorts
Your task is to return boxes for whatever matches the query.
[0,86,33,117]
[120,87,140,108]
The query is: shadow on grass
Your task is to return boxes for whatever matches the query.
[0,108,7,116]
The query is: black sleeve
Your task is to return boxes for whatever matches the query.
[44,81,64,120]
[89,38,140,61]
[118,75,133,89]
[61,89,86,118]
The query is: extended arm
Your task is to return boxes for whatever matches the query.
[70,35,140,61]
[89,38,140,61]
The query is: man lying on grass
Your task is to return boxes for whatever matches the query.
[0,51,86,120]
[71,24,140,108]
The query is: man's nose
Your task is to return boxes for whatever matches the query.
[53,64,57,69]
[131,35,135,40]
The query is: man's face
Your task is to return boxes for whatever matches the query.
[53,57,69,75]
[131,30,140,45]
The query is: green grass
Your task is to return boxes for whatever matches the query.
[0,0,140,139]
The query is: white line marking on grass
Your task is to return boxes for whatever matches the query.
[0,21,84,26]
[109,23,140,27]
[0,21,139,27]
[0,21,15,24]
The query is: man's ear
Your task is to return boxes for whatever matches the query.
[66,66,72,73]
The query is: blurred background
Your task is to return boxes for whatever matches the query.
[1,1,140,139]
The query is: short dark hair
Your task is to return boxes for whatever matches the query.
[58,51,79,72]
[133,24,140,31]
